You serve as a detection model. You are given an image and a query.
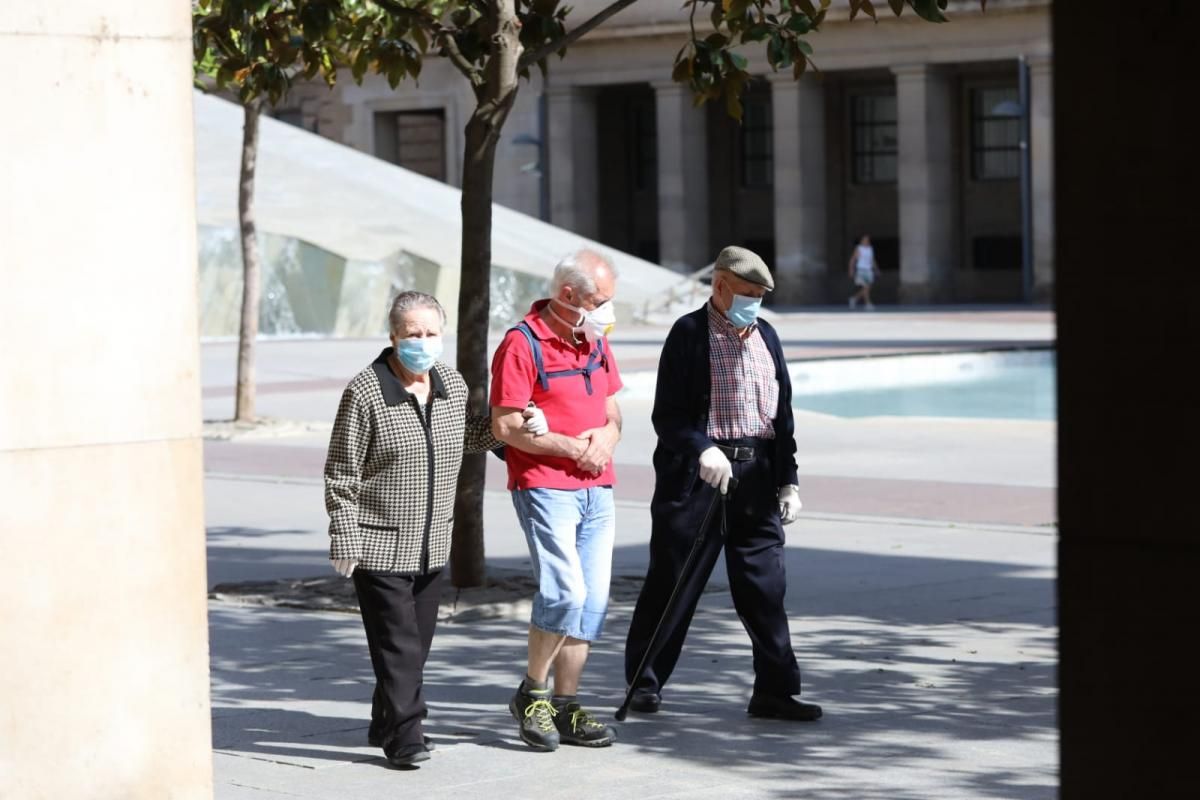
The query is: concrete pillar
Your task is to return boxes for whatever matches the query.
[892,64,956,303]
[770,75,828,303]
[652,82,710,273]
[1055,3,1198,795]
[546,84,599,239]
[1028,54,1055,303]
[0,3,213,798]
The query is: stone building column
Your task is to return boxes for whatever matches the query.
[0,2,213,798]
[892,64,957,303]
[652,82,710,273]
[1028,54,1055,303]
[770,75,828,303]
[546,84,599,239]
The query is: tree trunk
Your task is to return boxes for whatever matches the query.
[449,1,523,588]
[235,98,264,423]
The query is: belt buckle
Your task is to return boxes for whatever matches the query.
[735,446,750,461]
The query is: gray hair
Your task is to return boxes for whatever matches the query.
[388,290,446,335]
[551,249,617,297]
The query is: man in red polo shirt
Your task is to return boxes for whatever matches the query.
[491,249,623,752]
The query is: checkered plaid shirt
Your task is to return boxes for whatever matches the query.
[324,350,500,573]
[705,302,779,440]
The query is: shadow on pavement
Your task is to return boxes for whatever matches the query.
[208,539,1055,799]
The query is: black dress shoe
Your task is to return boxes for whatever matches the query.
[629,689,661,714]
[371,731,435,751]
[747,693,823,721]
[385,742,431,767]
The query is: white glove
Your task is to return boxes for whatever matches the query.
[698,446,733,494]
[521,403,549,436]
[331,558,357,578]
[778,485,803,525]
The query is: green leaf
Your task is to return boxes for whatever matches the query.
[672,54,693,83]
[795,38,813,56]
[911,0,948,22]
[787,13,811,34]
[793,55,807,80]
[741,23,771,43]
[796,0,818,17]
[724,84,743,121]
[888,0,904,14]
[411,24,428,54]
[861,0,878,20]
[352,47,370,82]
[767,33,791,69]
[728,51,749,71]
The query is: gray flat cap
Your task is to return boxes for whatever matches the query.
[714,245,774,291]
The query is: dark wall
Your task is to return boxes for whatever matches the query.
[595,84,660,263]
[1056,2,1199,797]
[826,72,901,304]
[707,81,776,290]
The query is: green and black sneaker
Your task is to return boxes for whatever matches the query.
[554,701,617,747]
[509,684,560,751]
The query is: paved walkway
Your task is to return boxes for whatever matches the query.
[203,307,1057,798]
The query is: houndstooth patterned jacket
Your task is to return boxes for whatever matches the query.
[324,349,500,574]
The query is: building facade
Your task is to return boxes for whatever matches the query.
[283,0,1053,305]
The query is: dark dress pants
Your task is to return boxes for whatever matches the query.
[624,452,802,697]
[353,569,444,748]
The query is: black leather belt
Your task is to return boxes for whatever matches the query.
[715,444,756,462]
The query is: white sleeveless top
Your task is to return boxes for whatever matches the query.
[855,245,875,272]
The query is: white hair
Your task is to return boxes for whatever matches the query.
[551,249,617,297]
[388,290,446,335]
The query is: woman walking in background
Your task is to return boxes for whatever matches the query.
[848,234,878,310]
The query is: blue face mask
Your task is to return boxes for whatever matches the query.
[393,336,443,374]
[725,293,763,328]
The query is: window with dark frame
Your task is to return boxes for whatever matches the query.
[851,93,897,184]
[373,109,446,183]
[740,90,773,188]
[971,86,1021,180]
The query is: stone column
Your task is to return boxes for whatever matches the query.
[892,64,956,303]
[653,82,710,274]
[1028,54,1055,303]
[545,84,599,239]
[0,3,213,798]
[770,75,828,303]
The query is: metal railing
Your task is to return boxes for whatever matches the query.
[635,262,714,323]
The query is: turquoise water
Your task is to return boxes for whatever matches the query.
[792,356,1056,421]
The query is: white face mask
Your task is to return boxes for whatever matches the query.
[550,298,616,344]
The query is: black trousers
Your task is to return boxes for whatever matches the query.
[624,448,802,697]
[353,569,444,748]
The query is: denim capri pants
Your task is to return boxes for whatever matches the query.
[511,486,615,642]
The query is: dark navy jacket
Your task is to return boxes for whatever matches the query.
[650,304,799,504]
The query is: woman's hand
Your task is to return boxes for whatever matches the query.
[331,558,357,578]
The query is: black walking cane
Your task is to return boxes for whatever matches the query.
[615,477,737,721]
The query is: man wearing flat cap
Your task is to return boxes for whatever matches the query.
[622,245,821,722]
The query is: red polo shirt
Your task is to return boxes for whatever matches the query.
[490,300,623,490]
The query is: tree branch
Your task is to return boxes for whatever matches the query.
[438,28,484,87]
[516,0,640,72]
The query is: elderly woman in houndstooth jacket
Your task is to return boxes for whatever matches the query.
[324,290,545,768]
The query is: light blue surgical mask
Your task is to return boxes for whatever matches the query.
[393,336,443,374]
[725,293,763,328]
